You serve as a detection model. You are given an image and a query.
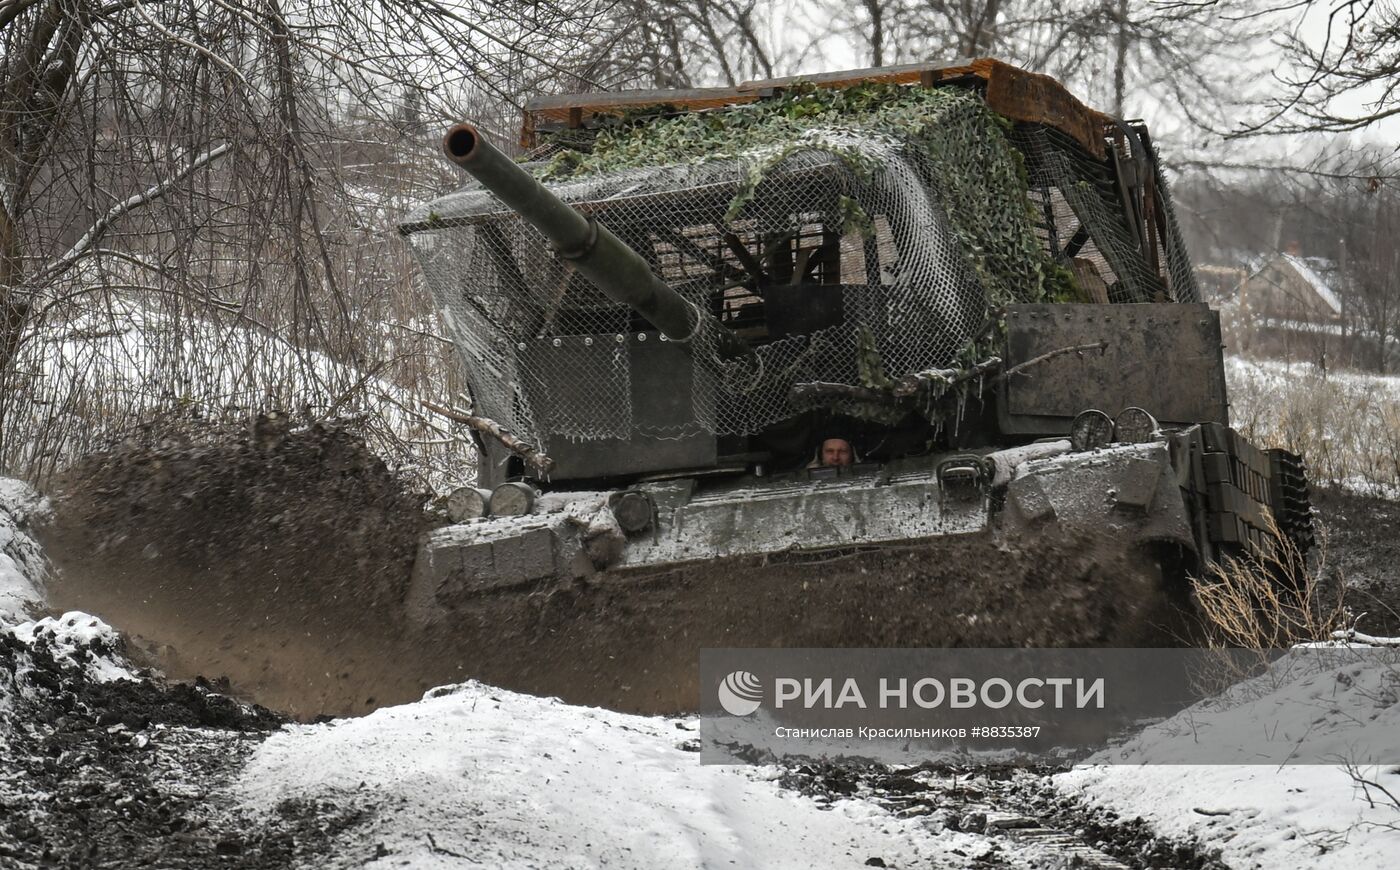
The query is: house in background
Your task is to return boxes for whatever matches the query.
[1193,264,1248,306]
[1239,252,1344,324]
[1227,245,1383,370]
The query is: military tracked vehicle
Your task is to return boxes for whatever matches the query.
[398,59,1313,708]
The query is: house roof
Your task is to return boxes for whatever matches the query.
[1280,254,1342,315]
[1245,253,1343,316]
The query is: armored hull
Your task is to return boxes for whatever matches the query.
[393,59,1314,712]
[400,422,1310,712]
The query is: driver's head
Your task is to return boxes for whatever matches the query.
[820,437,854,467]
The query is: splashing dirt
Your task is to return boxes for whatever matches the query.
[39,422,1195,720]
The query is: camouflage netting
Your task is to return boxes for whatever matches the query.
[403,83,1197,446]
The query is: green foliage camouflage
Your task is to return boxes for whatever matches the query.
[539,82,1069,310]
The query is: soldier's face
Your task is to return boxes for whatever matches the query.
[821,438,853,467]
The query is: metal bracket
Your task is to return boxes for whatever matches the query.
[552,215,599,261]
[937,455,993,499]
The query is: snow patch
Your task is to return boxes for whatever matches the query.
[1226,354,1400,394]
[1058,645,1400,868]
[0,478,47,620]
[1279,253,1343,315]
[1224,354,1400,494]
[236,681,1013,868]
[8,299,476,494]
[6,612,137,685]
[1,611,137,722]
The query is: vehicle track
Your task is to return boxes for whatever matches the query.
[779,762,1228,870]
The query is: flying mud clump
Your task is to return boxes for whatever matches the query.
[39,416,440,719]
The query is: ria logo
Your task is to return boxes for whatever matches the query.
[717,670,763,716]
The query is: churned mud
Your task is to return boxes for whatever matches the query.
[40,419,437,719]
[39,421,1195,719]
[0,616,359,870]
[776,762,1230,869]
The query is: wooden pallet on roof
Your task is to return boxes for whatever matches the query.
[521,58,1110,159]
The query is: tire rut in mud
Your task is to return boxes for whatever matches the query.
[777,762,1229,870]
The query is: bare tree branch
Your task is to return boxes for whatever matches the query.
[37,142,233,291]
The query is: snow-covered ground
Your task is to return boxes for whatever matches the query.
[1225,354,1400,407]
[8,467,1400,869]
[1057,647,1400,869]
[4,297,476,494]
[0,480,1053,869]
[1224,355,1400,497]
[235,682,1024,869]
[228,648,1400,868]
[0,480,48,619]
[1060,764,1399,870]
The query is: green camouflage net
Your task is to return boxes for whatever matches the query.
[541,83,1062,311]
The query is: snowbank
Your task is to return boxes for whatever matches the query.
[6,300,476,494]
[0,478,47,619]
[1,482,139,716]
[6,612,137,684]
[1057,646,1400,869]
[236,681,999,869]
[1,610,136,721]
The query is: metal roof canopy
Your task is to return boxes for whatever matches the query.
[521,58,1111,159]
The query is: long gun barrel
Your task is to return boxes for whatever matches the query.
[442,124,751,361]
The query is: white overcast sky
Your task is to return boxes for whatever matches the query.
[752,1,1398,162]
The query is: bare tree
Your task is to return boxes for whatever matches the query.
[1174,142,1399,372]
[807,0,1261,146]
[0,0,633,485]
[597,0,790,88]
[861,0,890,66]
[1238,0,1400,135]
[1337,173,1400,372]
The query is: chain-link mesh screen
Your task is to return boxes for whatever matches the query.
[1011,124,1199,305]
[404,86,1196,448]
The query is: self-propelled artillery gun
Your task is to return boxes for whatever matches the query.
[398,59,1312,711]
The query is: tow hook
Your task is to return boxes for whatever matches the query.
[938,456,992,499]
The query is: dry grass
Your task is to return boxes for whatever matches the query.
[1187,517,1355,697]
[1227,356,1400,494]
[1191,516,1350,649]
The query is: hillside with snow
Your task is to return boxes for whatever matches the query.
[3,297,475,494]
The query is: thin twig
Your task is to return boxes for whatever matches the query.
[1000,341,1109,381]
[421,399,554,476]
[424,832,470,859]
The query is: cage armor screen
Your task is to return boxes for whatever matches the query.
[402,84,1198,460]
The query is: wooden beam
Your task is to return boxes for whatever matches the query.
[519,58,1109,158]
